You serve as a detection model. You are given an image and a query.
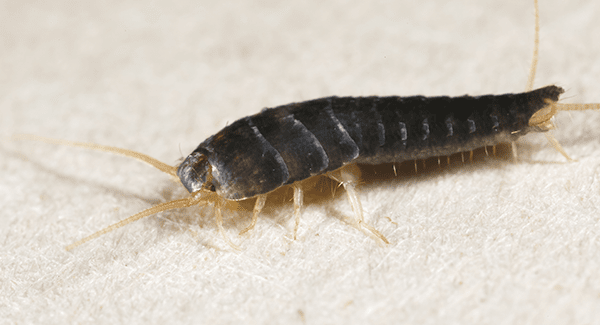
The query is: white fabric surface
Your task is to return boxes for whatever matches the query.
[2,0,600,324]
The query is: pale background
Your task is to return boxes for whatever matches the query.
[1,0,600,324]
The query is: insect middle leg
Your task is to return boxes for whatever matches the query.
[238,188,303,240]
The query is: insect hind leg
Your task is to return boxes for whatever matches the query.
[328,164,389,244]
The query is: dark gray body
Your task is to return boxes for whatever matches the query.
[177,85,564,200]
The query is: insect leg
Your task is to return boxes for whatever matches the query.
[215,199,241,250]
[239,194,267,235]
[293,185,304,240]
[329,165,389,244]
[511,142,518,162]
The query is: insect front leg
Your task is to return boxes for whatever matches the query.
[239,194,267,235]
[215,198,241,250]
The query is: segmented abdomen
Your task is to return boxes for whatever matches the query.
[183,85,563,200]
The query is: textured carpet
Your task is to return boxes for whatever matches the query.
[2,0,600,324]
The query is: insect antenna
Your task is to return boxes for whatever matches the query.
[65,196,211,251]
[12,134,178,177]
[11,134,216,250]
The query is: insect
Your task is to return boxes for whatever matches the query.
[15,0,600,250]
